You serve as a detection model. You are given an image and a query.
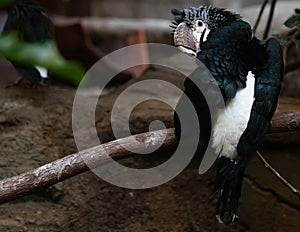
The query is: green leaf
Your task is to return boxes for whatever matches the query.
[294,39,300,50]
[275,37,289,47]
[260,39,267,45]
[272,34,280,38]
[0,33,85,85]
[284,15,300,28]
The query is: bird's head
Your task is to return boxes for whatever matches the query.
[171,5,240,56]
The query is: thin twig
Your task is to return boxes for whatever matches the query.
[285,60,300,73]
[253,0,269,36]
[283,28,300,68]
[256,151,300,198]
[263,0,277,40]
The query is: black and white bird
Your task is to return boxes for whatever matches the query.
[171,6,283,223]
[1,0,52,85]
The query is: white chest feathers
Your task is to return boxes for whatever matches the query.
[35,66,48,78]
[212,71,255,160]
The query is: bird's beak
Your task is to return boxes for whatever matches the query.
[173,22,198,57]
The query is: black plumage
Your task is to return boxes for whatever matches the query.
[237,38,283,158]
[172,5,283,223]
[197,20,254,99]
[3,0,53,85]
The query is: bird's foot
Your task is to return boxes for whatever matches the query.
[215,197,240,224]
[4,76,23,88]
[5,76,49,88]
[213,157,245,224]
[39,77,50,87]
[216,212,239,224]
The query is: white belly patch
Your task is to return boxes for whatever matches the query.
[212,71,255,160]
[35,66,48,78]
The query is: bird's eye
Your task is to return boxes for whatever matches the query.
[197,21,203,27]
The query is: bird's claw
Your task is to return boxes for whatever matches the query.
[216,211,239,224]
[38,77,50,87]
[215,194,239,224]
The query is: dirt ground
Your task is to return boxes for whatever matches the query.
[0,66,300,232]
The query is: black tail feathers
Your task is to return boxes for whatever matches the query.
[213,157,245,224]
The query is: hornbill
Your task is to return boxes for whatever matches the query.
[1,0,52,85]
[171,6,283,223]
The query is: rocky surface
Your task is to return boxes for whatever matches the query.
[0,64,299,231]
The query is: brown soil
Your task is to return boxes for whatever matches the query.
[0,66,299,232]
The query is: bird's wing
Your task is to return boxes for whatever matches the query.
[5,0,53,43]
[24,7,53,43]
[12,63,44,83]
[4,1,53,83]
[237,38,283,160]
[197,20,252,99]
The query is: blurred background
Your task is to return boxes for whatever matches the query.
[1,0,298,87]
[42,0,263,18]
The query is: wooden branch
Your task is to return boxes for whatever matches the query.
[0,111,300,205]
[283,28,300,68]
[285,60,300,73]
[270,111,300,133]
[263,0,277,40]
[256,151,300,198]
[0,129,177,204]
[253,0,269,36]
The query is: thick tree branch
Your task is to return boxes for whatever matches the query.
[270,111,300,133]
[0,129,177,204]
[0,111,300,205]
